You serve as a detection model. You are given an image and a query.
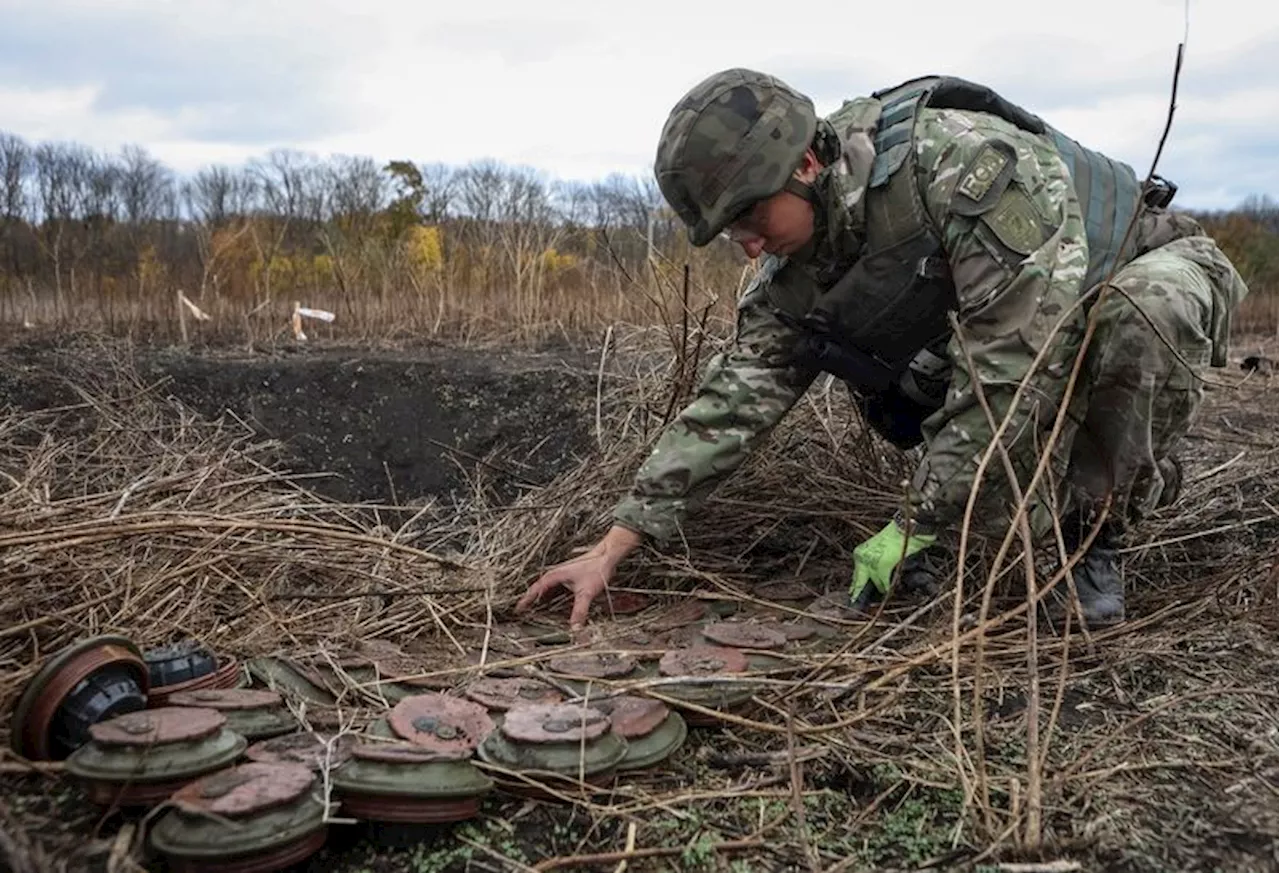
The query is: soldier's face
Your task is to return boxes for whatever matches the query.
[723,149,821,259]
[724,190,815,258]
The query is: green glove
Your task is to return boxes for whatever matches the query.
[850,521,937,605]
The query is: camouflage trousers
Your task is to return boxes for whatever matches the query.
[1063,233,1249,540]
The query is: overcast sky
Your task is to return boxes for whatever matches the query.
[0,0,1275,211]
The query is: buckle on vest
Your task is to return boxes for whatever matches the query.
[1143,175,1178,209]
[916,256,949,280]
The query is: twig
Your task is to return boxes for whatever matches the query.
[457,835,541,873]
[596,324,614,450]
[0,513,468,569]
[952,322,1046,847]
[1190,449,1248,483]
[785,710,821,873]
[532,838,762,871]
[612,822,637,873]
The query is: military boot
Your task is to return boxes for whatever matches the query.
[1063,546,1126,626]
[1047,517,1126,629]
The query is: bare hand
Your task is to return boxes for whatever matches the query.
[515,526,643,630]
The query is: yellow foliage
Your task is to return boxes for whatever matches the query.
[404,225,444,272]
[137,244,165,287]
[312,254,335,284]
[541,248,578,274]
[251,255,286,286]
[251,252,333,292]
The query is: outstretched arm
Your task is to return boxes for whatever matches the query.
[519,266,817,626]
[612,274,818,542]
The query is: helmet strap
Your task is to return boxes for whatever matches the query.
[783,178,818,203]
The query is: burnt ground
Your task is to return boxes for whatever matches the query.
[0,334,597,507]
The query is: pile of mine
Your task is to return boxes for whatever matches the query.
[8,584,852,868]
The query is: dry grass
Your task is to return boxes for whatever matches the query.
[1,230,745,351]
[0,331,1275,871]
[1235,291,1279,338]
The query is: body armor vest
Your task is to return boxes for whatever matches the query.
[768,76,1148,414]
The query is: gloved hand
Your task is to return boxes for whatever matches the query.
[850,521,937,607]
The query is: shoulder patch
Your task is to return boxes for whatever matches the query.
[950,139,1017,216]
[983,188,1051,255]
[957,143,1008,202]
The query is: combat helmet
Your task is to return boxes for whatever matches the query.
[655,68,817,247]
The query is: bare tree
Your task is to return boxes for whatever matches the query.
[420,162,456,222]
[82,156,120,223]
[34,142,92,222]
[32,142,98,298]
[79,154,123,303]
[118,144,172,226]
[256,149,329,223]
[328,155,388,220]
[589,173,659,230]
[247,149,321,300]
[183,168,256,298]
[0,134,32,294]
[186,165,235,226]
[0,133,29,220]
[321,154,391,302]
[455,159,504,223]
[553,179,593,229]
[1239,194,1278,234]
[588,173,670,267]
[186,165,260,226]
[493,165,565,307]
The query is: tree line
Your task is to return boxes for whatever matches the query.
[0,131,1273,344]
[0,131,729,342]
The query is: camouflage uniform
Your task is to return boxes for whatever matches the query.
[617,75,1249,548]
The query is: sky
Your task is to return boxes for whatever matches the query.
[0,0,1275,211]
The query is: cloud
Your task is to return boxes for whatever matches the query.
[0,0,1272,208]
[0,0,352,144]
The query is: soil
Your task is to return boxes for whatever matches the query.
[0,335,596,505]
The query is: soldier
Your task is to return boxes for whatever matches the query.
[517,69,1250,630]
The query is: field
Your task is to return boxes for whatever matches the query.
[0,314,1275,872]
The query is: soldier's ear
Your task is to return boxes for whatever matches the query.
[793,149,822,183]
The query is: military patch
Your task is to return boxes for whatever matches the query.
[983,187,1050,255]
[950,140,1018,217]
[957,143,1009,202]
